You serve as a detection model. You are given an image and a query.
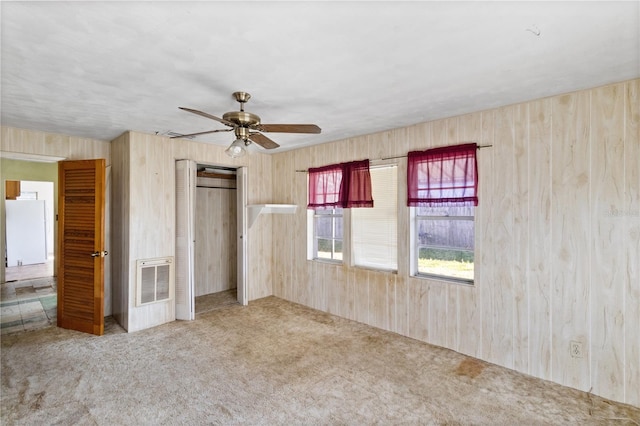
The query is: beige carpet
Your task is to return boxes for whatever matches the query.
[195,289,239,315]
[2,296,638,425]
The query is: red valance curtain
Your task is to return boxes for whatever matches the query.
[308,160,374,209]
[341,160,374,208]
[307,164,343,209]
[407,143,478,207]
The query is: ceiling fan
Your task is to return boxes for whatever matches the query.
[174,91,321,157]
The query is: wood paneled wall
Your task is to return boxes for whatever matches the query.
[110,132,130,327]
[195,186,237,296]
[271,79,639,407]
[112,131,273,332]
[1,80,637,406]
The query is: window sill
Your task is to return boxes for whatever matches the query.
[413,273,474,286]
[353,265,398,274]
[309,258,343,266]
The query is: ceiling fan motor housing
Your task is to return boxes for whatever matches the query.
[222,111,261,128]
[234,126,252,143]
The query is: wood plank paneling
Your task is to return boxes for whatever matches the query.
[194,186,237,296]
[488,106,515,369]
[479,109,497,364]
[369,271,388,331]
[624,79,640,407]
[527,98,552,380]
[270,80,640,406]
[458,112,482,358]
[353,267,369,325]
[551,91,591,391]
[406,278,429,342]
[590,83,626,401]
[110,132,129,328]
[512,103,529,373]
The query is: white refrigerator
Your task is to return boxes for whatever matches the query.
[5,199,48,266]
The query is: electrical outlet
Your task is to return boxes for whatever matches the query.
[570,341,583,358]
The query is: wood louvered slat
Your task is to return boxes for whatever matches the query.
[57,159,105,336]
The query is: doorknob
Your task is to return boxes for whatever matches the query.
[91,251,109,258]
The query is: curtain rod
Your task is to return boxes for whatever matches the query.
[295,144,492,173]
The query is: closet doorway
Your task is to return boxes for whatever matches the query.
[194,165,239,313]
[175,160,247,320]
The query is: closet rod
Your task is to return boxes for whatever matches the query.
[295,144,492,172]
[196,186,237,190]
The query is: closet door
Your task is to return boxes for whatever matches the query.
[175,160,195,320]
[237,167,248,305]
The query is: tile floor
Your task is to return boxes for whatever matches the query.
[4,259,54,282]
[1,276,57,335]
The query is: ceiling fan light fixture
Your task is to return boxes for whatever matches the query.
[225,138,247,158]
[179,92,321,152]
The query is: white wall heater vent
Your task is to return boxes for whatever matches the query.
[136,257,174,306]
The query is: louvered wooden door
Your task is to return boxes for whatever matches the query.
[57,159,105,335]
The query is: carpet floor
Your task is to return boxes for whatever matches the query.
[1,296,638,425]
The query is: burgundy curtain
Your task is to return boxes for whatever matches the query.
[341,160,374,208]
[307,160,374,209]
[307,164,343,209]
[407,143,478,207]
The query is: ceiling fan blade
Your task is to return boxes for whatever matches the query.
[257,124,321,134]
[179,107,236,127]
[170,128,233,139]
[248,132,280,149]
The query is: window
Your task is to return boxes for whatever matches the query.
[307,159,373,263]
[352,165,397,270]
[312,207,343,261]
[414,205,474,282]
[407,143,478,283]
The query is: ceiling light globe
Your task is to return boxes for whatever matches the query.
[225,138,246,158]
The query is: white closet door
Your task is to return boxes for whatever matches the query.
[175,159,195,320]
[237,167,248,305]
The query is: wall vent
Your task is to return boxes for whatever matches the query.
[136,257,174,306]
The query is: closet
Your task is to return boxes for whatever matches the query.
[194,167,237,299]
[175,160,247,320]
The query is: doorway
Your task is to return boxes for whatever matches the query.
[5,180,55,280]
[194,165,239,313]
[175,161,247,320]
[2,174,57,334]
[1,155,114,335]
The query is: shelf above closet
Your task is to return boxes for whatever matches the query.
[247,204,297,228]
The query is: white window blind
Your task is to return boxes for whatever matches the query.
[351,165,397,270]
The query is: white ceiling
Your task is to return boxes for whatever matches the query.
[1,1,639,153]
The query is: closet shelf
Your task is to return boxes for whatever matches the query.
[247,204,297,228]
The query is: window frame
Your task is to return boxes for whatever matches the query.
[411,206,475,285]
[350,164,398,272]
[309,207,344,263]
